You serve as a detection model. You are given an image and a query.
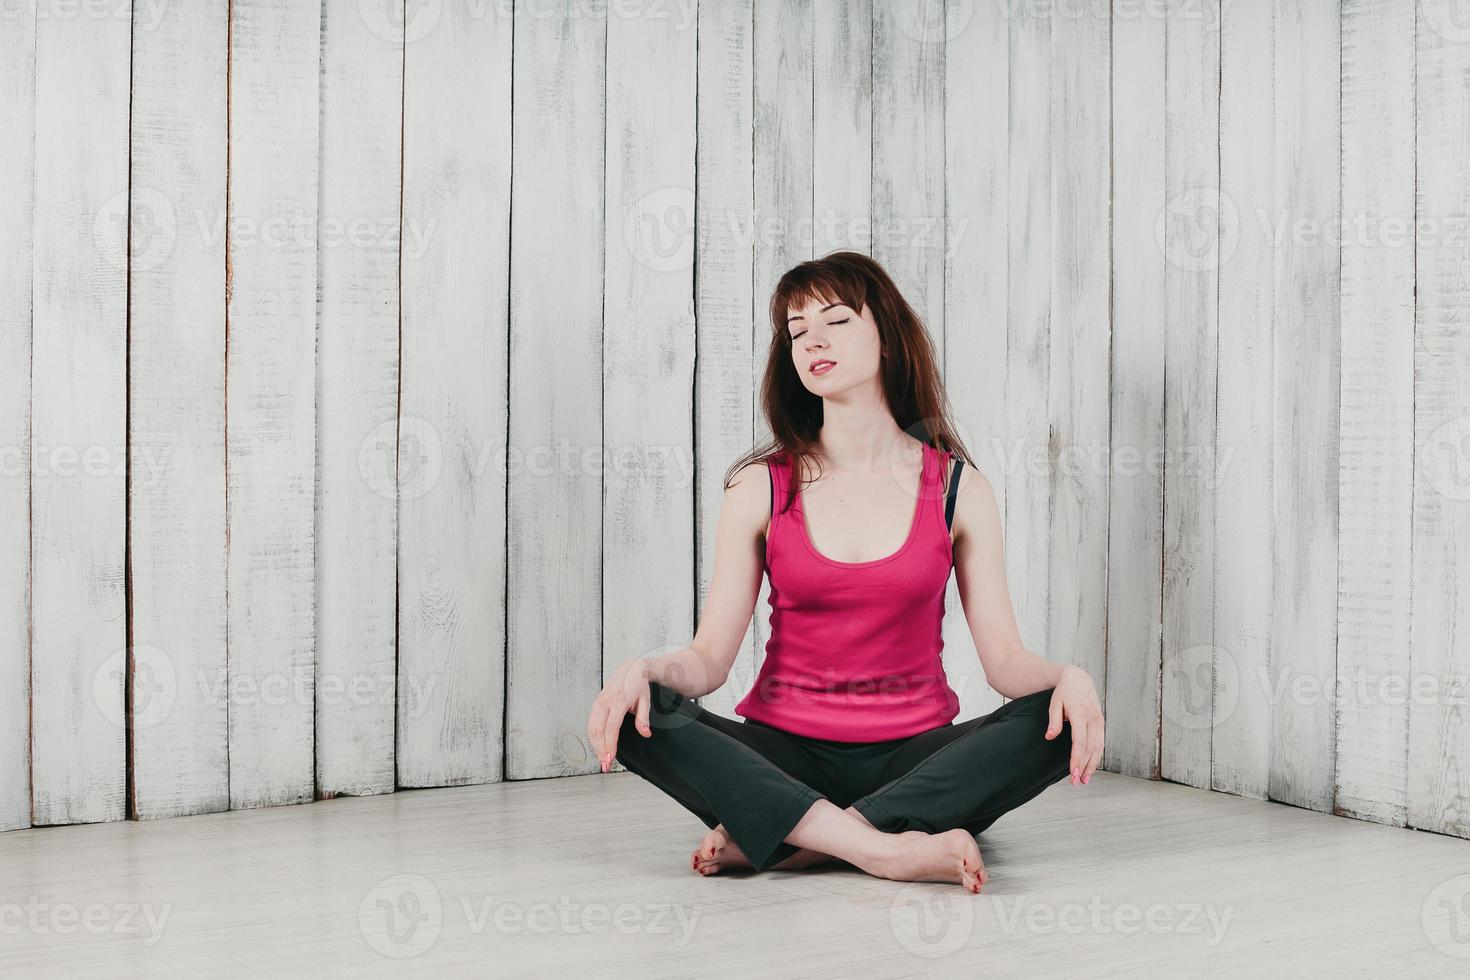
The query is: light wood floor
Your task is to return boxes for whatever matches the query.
[2,769,1467,978]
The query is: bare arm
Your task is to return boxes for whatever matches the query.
[632,461,768,700]
[950,461,1071,699]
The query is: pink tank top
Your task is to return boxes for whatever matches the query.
[734,441,962,742]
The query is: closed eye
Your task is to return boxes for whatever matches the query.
[789,318,848,341]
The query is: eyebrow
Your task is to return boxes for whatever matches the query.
[786,302,843,325]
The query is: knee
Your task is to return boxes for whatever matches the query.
[615,682,697,757]
[1010,688,1073,748]
[645,680,680,712]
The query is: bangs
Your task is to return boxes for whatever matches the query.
[770,263,865,335]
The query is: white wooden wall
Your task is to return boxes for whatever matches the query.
[1,0,1467,846]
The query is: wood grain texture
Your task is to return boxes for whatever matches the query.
[691,0,755,722]
[1212,0,1274,800]
[5,770,1470,976]
[506,0,606,778]
[872,0,944,362]
[397,1,511,787]
[941,0,1007,723]
[1268,0,1339,813]
[1160,0,1221,791]
[1408,0,1470,838]
[602,1,698,765]
[29,1,130,825]
[129,0,230,819]
[1104,1,1165,779]
[0,0,35,832]
[314,0,403,798]
[3,0,1465,855]
[1047,3,1110,709]
[748,0,814,713]
[1005,5,1052,699]
[1335,0,1414,826]
[813,0,871,257]
[226,0,321,809]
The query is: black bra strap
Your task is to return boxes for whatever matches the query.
[944,453,964,532]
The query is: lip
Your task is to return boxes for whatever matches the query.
[810,359,837,376]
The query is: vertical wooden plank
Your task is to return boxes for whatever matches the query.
[1268,0,1339,813]
[30,1,130,826]
[747,0,813,708]
[812,0,871,256]
[130,0,230,819]
[1335,0,1414,826]
[1409,0,1470,838]
[872,0,944,362]
[315,0,403,797]
[1048,2,1111,704]
[1159,0,1221,790]
[507,0,605,778]
[1005,3,1051,690]
[398,2,511,786]
[0,0,35,832]
[602,0,698,757]
[1104,0,1166,779]
[691,0,755,721]
[942,0,1007,721]
[227,0,321,809]
[1212,0,1273,799]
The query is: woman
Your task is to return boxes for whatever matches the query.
[585,251,1105,894]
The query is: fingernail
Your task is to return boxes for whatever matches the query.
[1083,773,1090,784]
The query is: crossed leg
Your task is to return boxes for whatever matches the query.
[615,683,984,887]
[698,688,1074,874]
[850,687,1074,838]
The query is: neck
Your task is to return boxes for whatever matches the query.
[812,399,912,471]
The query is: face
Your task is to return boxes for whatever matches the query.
[785,295,883,395]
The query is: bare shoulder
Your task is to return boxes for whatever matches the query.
[725,458,774,537]
[946,456,1000,542]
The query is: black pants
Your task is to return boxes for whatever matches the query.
[614,681,1075,872]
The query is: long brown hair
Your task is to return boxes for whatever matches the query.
[721,250,974,517]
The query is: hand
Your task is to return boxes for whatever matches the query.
[1045,665,1104,785]
[586,657,654,773]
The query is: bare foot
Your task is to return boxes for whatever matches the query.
[874,829,988,893]
[691,825,752,875]
[691,824,840,875]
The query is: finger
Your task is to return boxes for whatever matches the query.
[586,702,607,757]
[1068,715,1089,781]
[602,704,626,770]
[1085,722,1105,781]
[1045,691,1064,740]
[636,688,652,737]
[1077,718,1100,782]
